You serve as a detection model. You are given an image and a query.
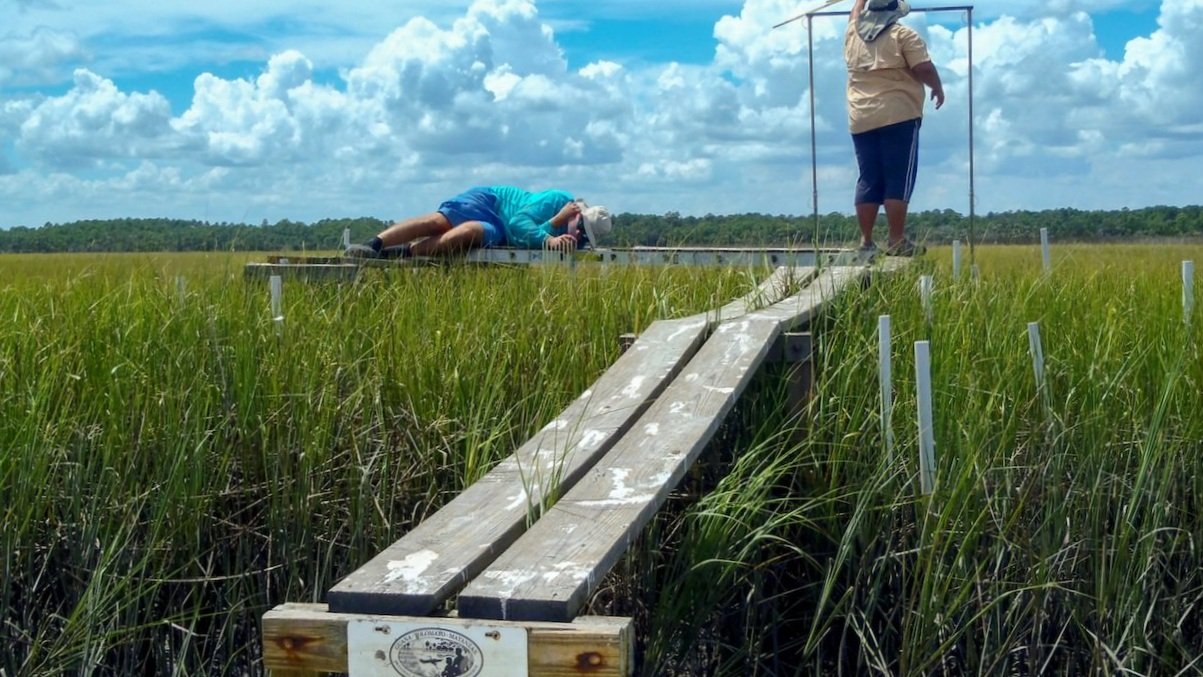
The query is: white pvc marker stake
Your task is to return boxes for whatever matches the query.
[176,276,186,304]
[270,274,284,324]
[342,227,352,250]
[1028,321,1052,419]
[914,341,936,495]
[1184,260,1195,325]
[920,275,934,324]
[952,240,962,279]
[1040,228,1051,274]
[879,315,895,464]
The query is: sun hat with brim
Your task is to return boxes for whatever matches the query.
[581,205,612,248]
[858,0,911,42]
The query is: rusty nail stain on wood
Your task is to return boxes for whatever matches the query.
[279,636,315,652]
[577,652,604,669]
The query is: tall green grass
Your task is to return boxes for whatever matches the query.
[6,246,1201,674]
[0,253,756,674]
[631,244,1203,674]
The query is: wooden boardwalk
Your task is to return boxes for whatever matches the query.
[325,267,808,616]
[455,266,865,622]
[262,259,874,675]
[244,246,859,281]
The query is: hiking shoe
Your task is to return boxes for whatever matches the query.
[343,243,381,259]
[858,241,880,257]
[380,244,413,259]
[886,238,926,257]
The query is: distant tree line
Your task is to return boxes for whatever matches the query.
[616,206,1203,247]
[1,206,1201,253]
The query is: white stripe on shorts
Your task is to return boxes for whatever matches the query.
[903,122,920,201]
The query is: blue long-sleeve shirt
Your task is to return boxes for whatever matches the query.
[490,185,574,249]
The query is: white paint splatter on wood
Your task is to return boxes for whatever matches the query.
[383,550,439,587]
[620,375,647,399]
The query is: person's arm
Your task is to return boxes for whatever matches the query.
[506,199,579,249]
[544,202,582,251]
[549,200,581,229]
[505,212,554,249]
[850,0,866,22]
[911,60,945,109]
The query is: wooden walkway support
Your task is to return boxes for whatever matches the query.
[244,246,863,281]
[261,259,873,675]
[263,604,633,676]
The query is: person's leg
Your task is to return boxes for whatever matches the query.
[880,119,921,250]
[852,129,885,247]
[885,199,908,245]
[344,212,453,258]
[410,221,486,256]
[376,212,452,248]
[857,203,881,245]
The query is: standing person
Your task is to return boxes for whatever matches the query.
[344,185,612,258]
[845,0,944,256]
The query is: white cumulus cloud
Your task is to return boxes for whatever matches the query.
[0,0,1201,226]
[17,69,175,167]
[0,27,87,86]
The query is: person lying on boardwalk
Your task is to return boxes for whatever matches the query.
[344,185,612,259]
[845,0,944,257]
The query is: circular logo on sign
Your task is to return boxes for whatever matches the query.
[389,628,483,677]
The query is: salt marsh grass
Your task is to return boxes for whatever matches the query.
[634,244,1203,674]
[0,253,755,674]
[4,245,1201,674]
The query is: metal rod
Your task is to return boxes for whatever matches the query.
[808,14,820,238]
[967,7,977,264]
[773,0,848,29]
[806,6,975,17]
[775,2,976,28]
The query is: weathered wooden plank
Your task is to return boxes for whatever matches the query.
[326,268,811,617]
[455,266,865,622]
[244,262,361,283]
[246,248,854,275]
[262,603,632,676]
[326,317,708,616]
[711,265,807,321]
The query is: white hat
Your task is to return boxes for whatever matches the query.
[858,0,910,42]
[581,205,612,246]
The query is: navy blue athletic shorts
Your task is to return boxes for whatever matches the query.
[437,187,506,247]
[852,118,922,205]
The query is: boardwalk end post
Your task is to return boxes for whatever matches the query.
[262,604,632,676]
[618,333,639,354]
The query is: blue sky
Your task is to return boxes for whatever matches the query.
[2,0,1200,229]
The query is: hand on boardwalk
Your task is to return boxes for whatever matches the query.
[545,234,578,252]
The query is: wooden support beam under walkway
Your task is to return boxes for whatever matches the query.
[244,246,863,281]
[263,603,633,676]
